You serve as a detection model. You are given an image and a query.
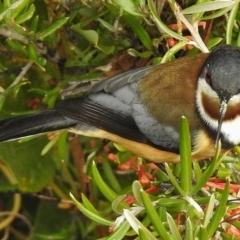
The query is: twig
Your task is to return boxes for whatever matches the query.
[0,26,29,45]
[9,61,33,88]
[172,2,209,53]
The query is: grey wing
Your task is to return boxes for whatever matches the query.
[85,66,180,151]
[90,65,153,93]
[0,65,179,149]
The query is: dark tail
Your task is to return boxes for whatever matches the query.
[0,110,77,142]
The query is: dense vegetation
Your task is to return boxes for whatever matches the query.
[0,0,240,239]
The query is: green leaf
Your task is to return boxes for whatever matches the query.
[0,0,28,20]
[161,41,187,63]
[15,4,35,24]
[140,189,173,240]
[166,213,182,240]
[190,141,223,195]
[184,218,193,240]
[184,196,204,218]
[107,221,130,240]
[57,131,68,160]
[41,137,58,156]
[112,0,145,17]
[0,183,19,192]
[165,163,185,196]
[192,162,202,183]
[121,14,153,50]
[97,18,115,32]
[148,0,188,42]
[27,44,45,71]
[32,201,74,239]
[179,116,192,195]
[91,161,118,202]
[72,28,98,45]
[10,0,30,19]
[113,143,127,152]
[132,181,143,206]
[226,1,239,44]
[10,23,28,36]
[203,194,215,228]
[200,6,233,20]
[112,195,129,214]
[0,137,56,192]
[139,227,152,240]
[71,26,115,54]
[157,198,185,208]
[128,48,153,58]
[182,1,235,14]
[206,37,223,49]
[206,180,229,238]
[123,209,156,239]
[36,17,69,40]
[30,15,39,32]
[216,166,232,178]
[117,151,133,164]
[81,193,99,215]
[196,225,208,240]
[6,39,26,55]
[70,193,113,226]
[102,158,122,193]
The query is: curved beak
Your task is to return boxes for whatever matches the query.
[215,99,228,145]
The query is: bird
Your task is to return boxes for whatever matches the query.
[1,44,240,163]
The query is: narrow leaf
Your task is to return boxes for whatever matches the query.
[206,180,229,238]
[41,137,58,156]
[107,221,130,240]
[184,218,193,240]
[0,0,26,20]
[182,1,235,14]
[128,49,153,58]
[36,17,69,40]
[123,209,156,240]
[121,14,153,50]
[27,44,45,71]
[30,15,39,32]
[140,189,172,240]
[203,194,216,228]
[139,227,151,240]
[185,196,204,218]
[196,225,208,240]
[91,161,117,202]
[201,6,233,20]
[179,116,192,194]
[81,193,99,215]
[10,0,30,18]
[132,181,143,206]
[226,1,239,44]
[112,0,145,16]
[71,27,98,45]
[161,41,188,63]
[148,0,188,41]
[190,141,222,195]
[15,4,35,24]
[102,158,122,193]
[112,195,128,214]
[166,213,182,240]
[70,193,113,226]
[165,163,185,196]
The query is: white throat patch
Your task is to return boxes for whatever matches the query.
[196,77,240,145]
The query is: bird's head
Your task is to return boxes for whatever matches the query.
[196,45,240,146]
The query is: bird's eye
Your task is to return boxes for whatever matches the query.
[205,69,211,84]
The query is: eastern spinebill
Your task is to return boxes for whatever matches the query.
[1,45,240,163]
